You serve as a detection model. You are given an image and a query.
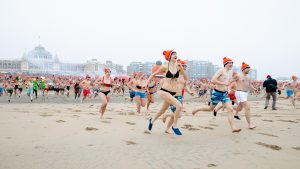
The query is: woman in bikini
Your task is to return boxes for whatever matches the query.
[128,72,147,114]
[146,50,188,135]
[98,68,114,119]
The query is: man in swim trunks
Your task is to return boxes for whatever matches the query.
[192,57,241,133]
[80,75,93,103]
[234,62,257,129]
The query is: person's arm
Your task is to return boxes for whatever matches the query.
[127,79,135,91]
[178,64,188,81]
[249,79,256,92]
[184,82,194,96]
[145,66,166,86]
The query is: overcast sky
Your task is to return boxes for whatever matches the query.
[0,0,299,79]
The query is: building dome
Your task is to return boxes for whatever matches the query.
[23,45,55,62]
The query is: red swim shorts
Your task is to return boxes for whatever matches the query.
[83,89,91,97]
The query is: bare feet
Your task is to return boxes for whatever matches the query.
[100,112,104,119]
[192,110,197,116]
[165,130,171,134]
[232,128,242,133]
[249,124,257,130]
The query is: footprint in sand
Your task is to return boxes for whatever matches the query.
[88,113,97,115]
[258,133,278,137]
[16,154,21,157]
[128,112,135,115]
[181,124,193,129]
[56,120,65,123]
[144,131,151,134]
[199,126,214,130]
[34,146,44,149]
[101,120,111,124]
[188,127,200,131]
[124,140,137,145]
[208,124,218,127]
[85,127,98,131]
[208,164,217,167]
[126,122,136,125]
[292,147,300,150]
[105,117,113,119]
[72,115,80,118]
[73,109,81,112]
[119,112,127,115]
[255,142,282,151]
[278,119,298,123]
[40,113,53,117]
[88,144,94,147]
[262,119,273,122]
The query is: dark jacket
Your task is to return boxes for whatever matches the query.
[263,78,277,93]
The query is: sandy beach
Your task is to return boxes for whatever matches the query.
[0,93,299,169]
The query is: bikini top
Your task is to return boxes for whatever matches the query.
[101,77,113,87]
[165,64,179,79]
[136,85,142,89]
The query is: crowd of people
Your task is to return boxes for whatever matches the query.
[0,50,299,135]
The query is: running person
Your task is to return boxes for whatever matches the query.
[234,62,257,129]
[146,50,188,135]
[74,80,81,100]
[97,68,114,119]
[80,75,93,103]
[128,72,147,114]
[213,72,240,120]
[162,59,194,134]
[32,78,39,99]
[5,78,14,102]
[192,57,241,133]
[25,77,34,102]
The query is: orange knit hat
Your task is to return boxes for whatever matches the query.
[103,68,111,73]
[163,50,175,61]
[223,57,233,66]
[177,59,187,65]
[241,62,250,71]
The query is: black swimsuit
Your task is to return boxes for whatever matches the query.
[100,90,110,96]
[160,64,179,96]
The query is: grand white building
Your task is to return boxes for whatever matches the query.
[0,45,124,76]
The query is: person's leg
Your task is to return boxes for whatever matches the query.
[213,103,223,116]
[146,94,154,110]
[135,95,142,113]
[271,92,277,109]
[151,101,170,124]
[98,92,108,119]
[264,93,271,109]
[165,116,174,133]
[141,97,147,107]
[224,102,241,132]
[241,102,256,129]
